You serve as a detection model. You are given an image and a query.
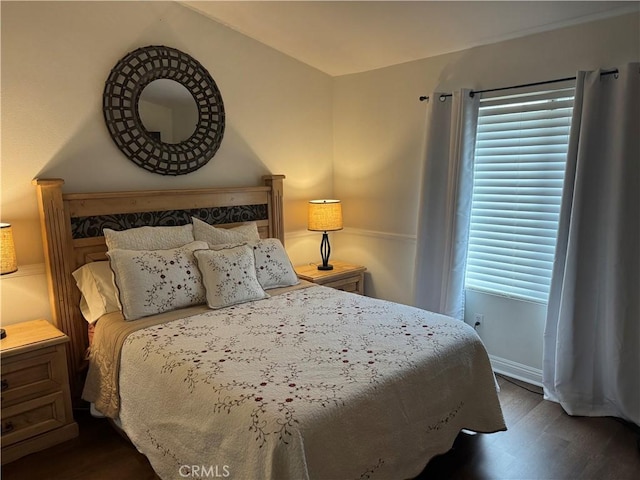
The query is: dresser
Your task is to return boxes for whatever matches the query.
[1,319,79,464]
[295,260,366,295]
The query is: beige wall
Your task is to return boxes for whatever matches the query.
[1,1,333,324]
[1,2,638,376]
[333,12,639,378]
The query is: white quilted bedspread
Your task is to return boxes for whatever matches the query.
[117,285,505,480]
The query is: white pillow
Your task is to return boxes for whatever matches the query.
[194,245,269,309]
[104,224,194,251]
[72,261,121,324]
[192,217,260,246]
[108,241,208,320]
[250,238,299,289]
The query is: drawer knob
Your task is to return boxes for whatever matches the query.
[1,421,14,435]
[1,379,8,391]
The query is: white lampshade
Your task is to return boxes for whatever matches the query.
[0,223,17,275]
[308,200,343,232]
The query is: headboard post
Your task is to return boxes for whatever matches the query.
[32,178,85,400]
[263,175,286,245]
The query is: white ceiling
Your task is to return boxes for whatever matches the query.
[182,1,638,76]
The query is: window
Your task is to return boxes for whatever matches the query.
[464,85,575,304]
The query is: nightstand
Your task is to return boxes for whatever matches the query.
[0,319,79,464]
[295,260,366,295]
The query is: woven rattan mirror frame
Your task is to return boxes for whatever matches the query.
[103,45,225,176]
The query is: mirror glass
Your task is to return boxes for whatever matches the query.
[139,79,199,144]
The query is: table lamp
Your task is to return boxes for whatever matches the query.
[1,223,17,339]
[308,200,343,271]
[1,223,17,275]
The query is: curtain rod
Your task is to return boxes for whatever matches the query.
[418,69,619,102]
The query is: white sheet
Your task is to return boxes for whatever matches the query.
[117,285,505,479]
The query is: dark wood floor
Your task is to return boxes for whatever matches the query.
[3,376,639,479]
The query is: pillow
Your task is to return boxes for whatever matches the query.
[72,261,121,324]
[192,217,260,246]
[108,241,208,320]
[250,238,299,289]
[104,224,194,251]
[194,245,269,309]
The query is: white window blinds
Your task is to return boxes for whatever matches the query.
[465,85,575,304]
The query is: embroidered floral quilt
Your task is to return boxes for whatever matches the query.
[113,285,505,479]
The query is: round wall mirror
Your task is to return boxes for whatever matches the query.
[103,45,225,176]
[139,79,199,144]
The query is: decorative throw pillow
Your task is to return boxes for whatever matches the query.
[104,224,194,251]
[107,241,208,320]
[194,245,269,309]
[250,238,299,289]
[72,261,121,323]
[192,216,260,246]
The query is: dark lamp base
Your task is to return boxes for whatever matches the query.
[317,232,334,271]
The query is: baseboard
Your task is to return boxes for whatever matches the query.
[489,354,543,387]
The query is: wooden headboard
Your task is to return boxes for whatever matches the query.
[32,175,285,401]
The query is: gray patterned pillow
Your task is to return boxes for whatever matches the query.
[250,238,299,289]
[108,241,208,320]
[104,224,194,251]
[192,217,260,246]
[194,245,269,309]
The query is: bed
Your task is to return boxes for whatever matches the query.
[33,175,505,480]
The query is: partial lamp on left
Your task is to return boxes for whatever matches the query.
[0,222,17,338]
[0,223,17,275]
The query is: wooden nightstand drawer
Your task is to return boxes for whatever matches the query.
[322,276,362,293]
[295,261,366,295]
[1,346,66,406]
[1,391,68,447]
[0,319,79,464]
